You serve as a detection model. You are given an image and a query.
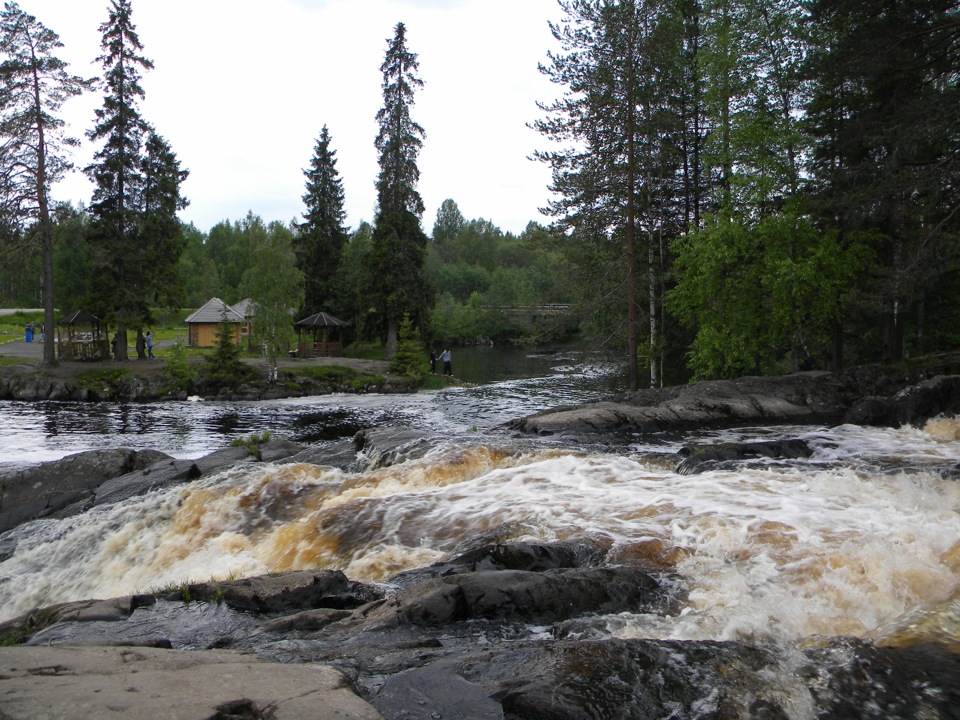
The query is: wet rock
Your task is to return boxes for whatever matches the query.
[0,448,171,534]
[0,645,383,720]
[845,375,960,427]
[389,538,610,590]
[509,371,848,436]
[168,569,383,615]
[675,438,813,474]
[363,567,665,628]
[354,426,435,469]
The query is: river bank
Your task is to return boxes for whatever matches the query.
[0,338,415,401]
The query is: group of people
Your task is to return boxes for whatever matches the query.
[429,348,452,376]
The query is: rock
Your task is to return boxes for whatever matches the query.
[170,569,382,615]
[0,448,171,534]
[845,375,960,426]
[362,566,666,628]
[675,438,813,474]
[509,371,848,436]
[353,427,436,469]
[389,538,610,590]
[0,645,383,720]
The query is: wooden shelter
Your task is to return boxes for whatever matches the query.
[295,312,349,357]
[184,297,244,348]
[57,311,110,360]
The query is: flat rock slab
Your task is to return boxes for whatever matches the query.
[0,645,383,719]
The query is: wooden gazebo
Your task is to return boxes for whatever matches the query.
[57,311,110,361]
[295,312,349,358]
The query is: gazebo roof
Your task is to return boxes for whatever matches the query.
[58,310,102,325]
[295,311,349,329]
[184,297,244,324]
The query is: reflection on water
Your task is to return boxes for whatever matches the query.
[0,346,620,469]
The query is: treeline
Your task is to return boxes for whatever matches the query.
[535,0,960,388]
[0,201,576,345]
[2,0,958,388]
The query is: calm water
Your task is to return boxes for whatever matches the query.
[0,345,623,469]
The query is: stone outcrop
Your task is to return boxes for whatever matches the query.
[0,645,384,720]
[844,375,960,427]
[0,448,170,535]
[508,371,850,436]
[509,370,960,437]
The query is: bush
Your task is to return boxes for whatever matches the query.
[389,314,426,383]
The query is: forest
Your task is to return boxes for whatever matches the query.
[1,0,958,389]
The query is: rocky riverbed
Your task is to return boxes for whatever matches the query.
[1,367,959,718]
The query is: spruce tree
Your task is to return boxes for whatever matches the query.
[85,0,152,360]
[0,1,92,363]
[367,22,431,356]
[297,125,347,315]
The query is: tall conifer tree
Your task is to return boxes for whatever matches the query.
[297,125,347,315]
[367,22,430,356]
[86,0,186,359]
[0,1,91,363]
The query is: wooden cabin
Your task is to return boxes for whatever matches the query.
[184,297,244,348]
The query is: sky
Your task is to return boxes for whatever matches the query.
[28,0,567,236]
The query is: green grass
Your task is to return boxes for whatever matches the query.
[72,368,133,394]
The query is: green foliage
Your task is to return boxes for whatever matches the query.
[388,314,426,382]
[74,367,132,392]
[238,215,304,380]
[297,125,348,314]
[163,341,192,392]
[199,310,257,390]
[230,431,272,460]
[669,211,873,378]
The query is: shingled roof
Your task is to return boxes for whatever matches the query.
[184,297,244,324]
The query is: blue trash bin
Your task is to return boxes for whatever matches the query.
[25,327,33,342]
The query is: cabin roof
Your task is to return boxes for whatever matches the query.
[184,297,244,324]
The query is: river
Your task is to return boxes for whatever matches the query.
[1,346,959,671]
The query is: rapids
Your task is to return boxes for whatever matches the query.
[1,349,959,657]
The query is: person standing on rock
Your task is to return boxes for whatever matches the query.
[429,350,437,374]
[440,349,452,376]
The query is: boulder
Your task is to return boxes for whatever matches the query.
[362,566,665,628]
[675,438,813,474]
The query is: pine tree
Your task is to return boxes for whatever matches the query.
[0,1,91,363]
[534,0,686,390]
[297,125,347,315]
[367,22,431,356]
[85,0,153,360]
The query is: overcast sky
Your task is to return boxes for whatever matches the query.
[28,0,565,236]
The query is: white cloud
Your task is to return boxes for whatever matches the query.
[28,0,563,235]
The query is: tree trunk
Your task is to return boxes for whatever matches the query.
[386,319,398,359]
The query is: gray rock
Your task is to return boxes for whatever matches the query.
[509,371,848,436]
[0,448,171,534]
[845,375,960,426]
[170,569,382,615]
[675,438,813,474]
[362,566,665,628]
[0,645,383,719]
